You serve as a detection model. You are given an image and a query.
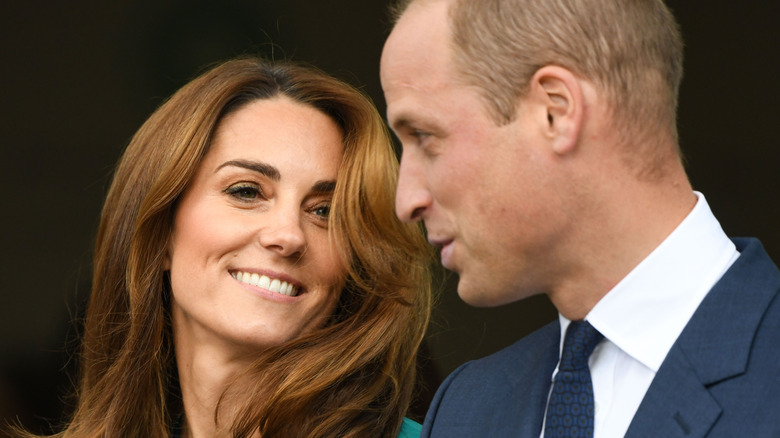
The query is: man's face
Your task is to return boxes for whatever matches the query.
[381,0,575,306]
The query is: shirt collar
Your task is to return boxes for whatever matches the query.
[563,192,738,372]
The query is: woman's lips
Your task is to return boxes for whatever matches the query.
[231,270,300,297]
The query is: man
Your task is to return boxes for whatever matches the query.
[380,0,780,436]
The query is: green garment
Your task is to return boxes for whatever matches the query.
[398,417,422,438]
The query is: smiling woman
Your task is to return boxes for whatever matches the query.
[167,98,348,356]
[10,58,432,438]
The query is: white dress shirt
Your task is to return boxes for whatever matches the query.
[541,192,739,437]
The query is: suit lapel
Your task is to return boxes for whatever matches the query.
[512,322,560,436]
[476,320,561,436]
[626,238,779,437]
[624,343,722,438]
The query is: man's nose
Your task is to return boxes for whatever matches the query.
[395,151,432,223]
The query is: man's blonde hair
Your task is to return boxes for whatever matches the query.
[392,0,685,173]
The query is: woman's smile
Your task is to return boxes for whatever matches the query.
[231,270,301,297]
[166,96,347,352]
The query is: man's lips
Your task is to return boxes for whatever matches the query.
[429,238,455,270]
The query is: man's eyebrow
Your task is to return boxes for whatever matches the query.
[389,112,439,135]
[388,112,415,132]
[216,159,280,181]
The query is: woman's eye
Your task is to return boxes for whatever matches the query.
[224,183,262,201]
[312,204,331,219]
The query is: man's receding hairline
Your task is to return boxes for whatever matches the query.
[391,0,450,25]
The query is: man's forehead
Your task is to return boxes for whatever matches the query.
[381,0,453,90]
[383,73,454,130]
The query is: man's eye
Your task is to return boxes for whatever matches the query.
[411,130,430,141]
[224,183,262,200]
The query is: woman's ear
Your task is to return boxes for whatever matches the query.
[163,249,171,271]
[528,65,584,155]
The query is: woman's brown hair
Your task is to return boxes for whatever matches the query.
[15,57,432,437]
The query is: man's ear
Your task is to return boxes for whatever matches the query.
[527,65,584,155]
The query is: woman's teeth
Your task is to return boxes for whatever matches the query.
[232,271,299,297]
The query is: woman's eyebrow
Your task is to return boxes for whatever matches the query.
[311,180,337,194]
[216,159,280,181]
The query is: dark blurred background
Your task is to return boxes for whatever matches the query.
[1,0,777,433]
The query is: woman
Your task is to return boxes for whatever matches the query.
[16,58,432,437]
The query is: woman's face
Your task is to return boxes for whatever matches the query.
[166,96,346,354]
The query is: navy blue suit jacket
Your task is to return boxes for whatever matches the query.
[421,238,780,437]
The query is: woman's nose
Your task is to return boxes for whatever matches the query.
[257,208,307,258]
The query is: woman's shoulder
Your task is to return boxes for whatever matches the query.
[397,417,422,438]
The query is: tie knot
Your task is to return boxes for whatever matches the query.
[559,320,603,371]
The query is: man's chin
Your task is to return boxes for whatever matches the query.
[457,277,539,308]
[456,280,502,308]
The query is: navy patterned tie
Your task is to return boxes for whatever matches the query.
[545,320,604,437]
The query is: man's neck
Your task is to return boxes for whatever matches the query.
[548,158,696,320]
